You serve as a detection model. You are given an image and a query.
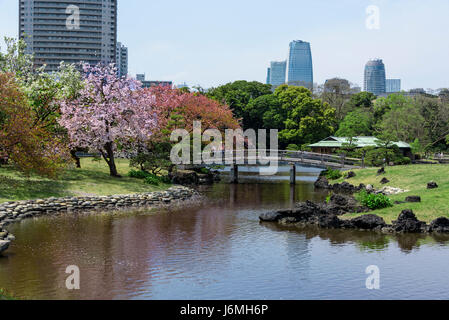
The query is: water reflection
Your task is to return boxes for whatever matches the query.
[261,222,449,253]
[1,166,449,300]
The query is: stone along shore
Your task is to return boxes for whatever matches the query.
[0,186,198,255]
[260,177,449,234]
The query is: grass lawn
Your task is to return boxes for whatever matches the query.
[336,164,449,223]
[0,158,171,203]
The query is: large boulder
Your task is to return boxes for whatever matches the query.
[314,176,331,189]
[429,217,449,233]
[292,201,323,221]
[348,214,387,230]
[318,214,342,229]
[392,210,427,233]
[259,211,283,222]
[0,240,10,255]
[332,181,358,194]
[324,194,369,216]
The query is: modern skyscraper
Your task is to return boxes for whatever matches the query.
[386,79,401,93]
[116,42,128,77]
[269,60,287,87]
[266,67,271,85]
[19,0,118,72]
[364,59,386,95]
[286,40,313,89]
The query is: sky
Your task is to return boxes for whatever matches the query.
[1,0,449,90]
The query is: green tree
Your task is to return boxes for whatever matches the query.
[343,91,376,115]
[336,110,373,137]
[275,85,336,148]
[373,94,426,144]
[244,94,284,130]
[320,78,354,121]
[207,80,272,128]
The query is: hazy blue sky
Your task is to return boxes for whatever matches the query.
[1,0,448,90]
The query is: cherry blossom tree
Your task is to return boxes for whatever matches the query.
[145,86,239,137]
[59,64,158,177]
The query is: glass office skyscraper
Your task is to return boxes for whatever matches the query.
[364,59,386,95]
[386,79,401,93]
[268,60,286,87]
[286,40,313,89]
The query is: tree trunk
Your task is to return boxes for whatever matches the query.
[102,142,121,178]
[70,150,81,168]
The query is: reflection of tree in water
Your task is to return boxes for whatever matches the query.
[260,222,449,254]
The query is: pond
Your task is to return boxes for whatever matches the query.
[1,166,449,300]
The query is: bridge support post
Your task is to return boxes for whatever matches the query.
[231,164,239,184]
[290,164,296,185]
[290,184,296,209]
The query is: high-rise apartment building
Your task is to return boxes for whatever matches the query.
[116,42,128,77]
[364,59,386,95]
[386,79,401,93]
[268,60,286,87]
[19,0,118,72]
[286,40,313,89]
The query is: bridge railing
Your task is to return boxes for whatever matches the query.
[200,150,364,168]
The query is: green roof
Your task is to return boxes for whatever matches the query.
[309,136,411,149]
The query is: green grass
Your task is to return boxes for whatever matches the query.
[338,164,449,223]
[0,158,171,203]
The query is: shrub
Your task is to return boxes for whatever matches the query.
[356,190,393,210]
[286,144,300,151]
[322,167,342,180]
[129,169,170,185]
[394,157,411,165]
[159,175,172,184]
[195,167,210,175]
[144,175,160,186]
[128,169,149,180]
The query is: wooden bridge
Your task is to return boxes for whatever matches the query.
[210,150,364,184]
[220,150,363,169]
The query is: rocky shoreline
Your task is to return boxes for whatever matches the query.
[260,177,449,235]
[0,185,198,255]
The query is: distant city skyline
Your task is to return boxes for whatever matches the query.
[2,0,449,89]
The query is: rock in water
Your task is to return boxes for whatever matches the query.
[314,176,330,189]
[0,240,10,255]
[349,214,387,230]
[392,210,427,233]
[259,211,283,222]
[429,217,449,233]
[427,181,439,189]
